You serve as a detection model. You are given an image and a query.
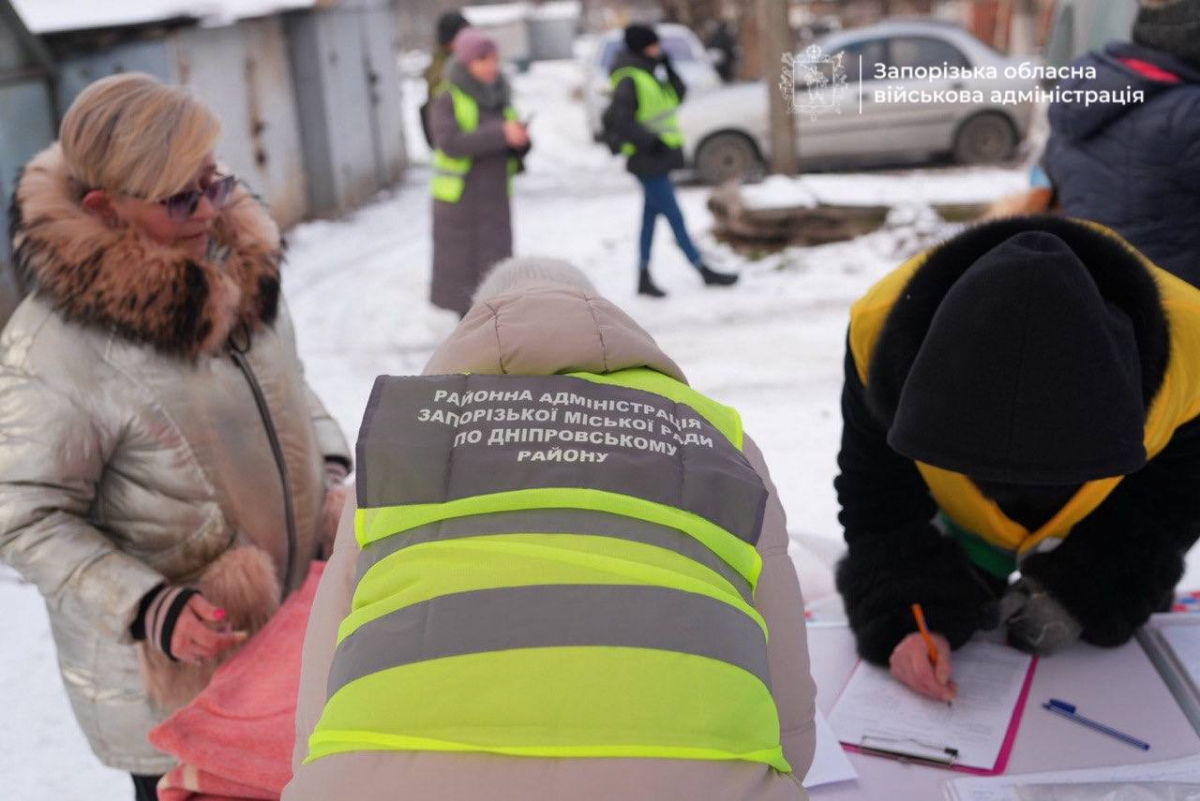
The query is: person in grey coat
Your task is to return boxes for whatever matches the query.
[429,28,531,317]
[0,73,351,800]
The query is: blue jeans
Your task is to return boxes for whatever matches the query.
[637,174,701,267]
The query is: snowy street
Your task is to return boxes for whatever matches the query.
[2,60,1197,798]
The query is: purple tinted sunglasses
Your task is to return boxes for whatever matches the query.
[160,174,237,221]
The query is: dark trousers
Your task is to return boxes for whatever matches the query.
[131,774,162,801]
[637,174,701,268]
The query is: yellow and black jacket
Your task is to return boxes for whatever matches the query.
[835,216,1200,664]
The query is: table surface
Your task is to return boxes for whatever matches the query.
[806,624,1200,800]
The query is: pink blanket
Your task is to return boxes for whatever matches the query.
[149,561,325,801]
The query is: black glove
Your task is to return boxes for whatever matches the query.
[999,577,1083,655]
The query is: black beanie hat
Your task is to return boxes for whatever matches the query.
[624,24,660,54]
[888,231,1147,485]
[437,11,470,47]
[1133,0,1200,70]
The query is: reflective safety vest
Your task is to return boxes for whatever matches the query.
[849,222,1200,576]
[431,82,520,204]
[308,367,790,773]
[610,66,684,157]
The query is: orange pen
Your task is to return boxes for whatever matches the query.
[911,603,939,666]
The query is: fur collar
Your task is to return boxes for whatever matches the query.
[865,215,1170,427]
[8,144,282,359]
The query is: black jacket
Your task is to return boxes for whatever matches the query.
[835,217,1200,665]
[603,51,687,177]
[1043,42,1200,286]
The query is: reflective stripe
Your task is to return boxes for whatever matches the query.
[341,530,766,645]
[358,488,763,589]
[356,508,753,602]
[310,646,789,771]
[326,583,771,699]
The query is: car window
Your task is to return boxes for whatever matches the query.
[599,34,696,72]
[838,38,888,83]
[887,36,971,71]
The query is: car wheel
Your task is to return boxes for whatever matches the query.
[695,132,763,185]
[953,113,1017,165]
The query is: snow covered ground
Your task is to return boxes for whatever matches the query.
[2,60,1198,798]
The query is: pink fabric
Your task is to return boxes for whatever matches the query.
[150,562,326,801]
[1120,57,1183,84]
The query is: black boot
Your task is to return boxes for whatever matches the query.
[697,263,739,287]
[638,269,667,298]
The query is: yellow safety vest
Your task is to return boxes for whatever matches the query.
[610,66,684,156]
[431,82,520,204]
[849,223,1200,568]
[308,368,789,773]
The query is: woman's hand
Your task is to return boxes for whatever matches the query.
[889,631,957,702]
[504,121,530,149]
[170,593,247,664]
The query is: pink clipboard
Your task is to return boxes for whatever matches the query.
[836,654,1039,775]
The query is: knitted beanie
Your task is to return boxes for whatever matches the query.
[436,11,469,47]
[1133,0,1200,70]
[624,24,660,54]
[473,257,596,303]
[453,27,498,64]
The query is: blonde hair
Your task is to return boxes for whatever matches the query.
[59,73,221,201]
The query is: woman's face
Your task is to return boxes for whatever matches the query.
[468,53,500,84]
[87,155,222,260]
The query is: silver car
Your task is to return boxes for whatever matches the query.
[581,23,722,141]
[677,19,1040,184]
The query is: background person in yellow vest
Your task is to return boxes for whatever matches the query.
[429,28,531,317]
[285,257,817,801]
[603,25,738,298]
[834,216,1200,703]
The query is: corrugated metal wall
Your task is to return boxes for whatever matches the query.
[174,19,310,226]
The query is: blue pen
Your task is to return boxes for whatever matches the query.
[1043,699,1151,751]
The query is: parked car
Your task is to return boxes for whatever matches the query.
[677,19,1040,184]
[581,23,722,141]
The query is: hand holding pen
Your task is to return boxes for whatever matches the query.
[888,603,958,703]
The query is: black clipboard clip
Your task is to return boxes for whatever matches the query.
[859,733,960,769]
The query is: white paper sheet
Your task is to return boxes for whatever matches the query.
[803,708,858,789]
[828,641,1034,770]
[944,754,1200,801]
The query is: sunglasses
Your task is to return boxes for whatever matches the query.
[159,174,237,221]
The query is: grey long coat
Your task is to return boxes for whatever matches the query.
[286,285,816,801]
[429,88,515,316]
[0,145,351,773]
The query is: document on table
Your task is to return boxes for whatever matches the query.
[828,640,1035,772]
[944,754,1200,801]
[803,708,858,789]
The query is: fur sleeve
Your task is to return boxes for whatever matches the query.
[834,338,998,664]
